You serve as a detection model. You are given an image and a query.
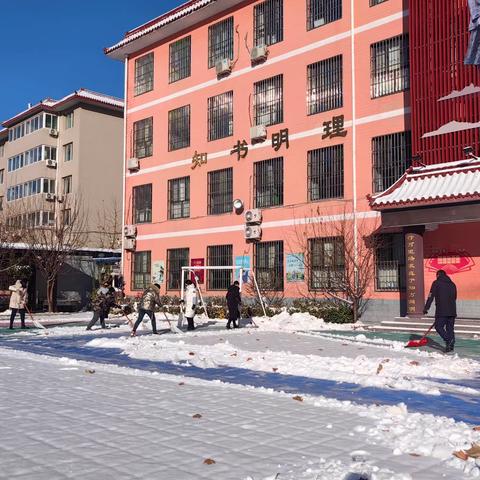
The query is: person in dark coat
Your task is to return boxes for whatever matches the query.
[131,283,161,336]
[86,283,110,330]
[423,270,457,352]
[226,281,241,329]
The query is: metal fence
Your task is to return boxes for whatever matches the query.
[309,237,345,290]
[372,131,411,193]
[133,184,152,224]
[308,145,344,201]
[132,251,151,290]
[254,0,283,46]
[169,36,191,83]
[208,168,233,215]
[254,74,283,126]
[207,245,233,290]
[370,34,409,98]
[133,117,153,158]
[255,240,284,291]
[134,53,154,96]
[208,91,234,141]
[168,105,190,151]
[306,0,342,30]
[167,248,189,290]
[208,17,234,68]
[254,157,283,208]
[168,176,190,219]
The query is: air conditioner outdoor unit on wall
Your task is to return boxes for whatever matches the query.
[124,238,136,251]
[250,125,267,142]
[127,158,140,171]
[245,209,262,224]
[244,225,262,241]
[124,225,137,238]
[49,129,59,138]
[215,58,232,76]
[251,44,268,63]
[45,193,55,202]
[46,159,57,168]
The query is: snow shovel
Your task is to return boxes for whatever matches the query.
[405,321,435,348]
[162,311,184,334]
[25,305,46,330]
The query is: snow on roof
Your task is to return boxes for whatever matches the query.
[422,120,480,138]
[438,83,480,101]
[369,159,480,209]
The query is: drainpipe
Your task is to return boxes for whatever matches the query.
[121,56,128,278]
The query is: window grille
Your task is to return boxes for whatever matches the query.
[134,53,154,96]
[371,35,409,98]
[208,168,233,215]
[307,0,342,30]
[372,131,411,193]
[169,36,191,83]
[255,241,284,291]
[133,184,152,223]
[254,157,283,208]
[208,91,234,141]
[375,233,405,291]
[168,176,190,219]
[167,248,189,290]
[307,55,343,115]
[132,251,151,290]
[207,245,233,290]
[62,175,72,194]
[168,105,190,151]
[254,0,283,46]
[208,17,234,68]
[133,117,153,158]
[309,237,345,290]
[308,145,344,201]
[254,75,283,126]
[370,0,388,5]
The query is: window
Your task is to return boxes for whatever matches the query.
[44,146,57,161]
[168,176,190,219]
[370,0,388,5]
[169,36,191,83]
[168,105,190,151]
[254,157,283,208]
[254,75,283,126]
[208,17,234,68]
[134,53,154,96]
[62,209,71,226]
[254,0,283,46]
[0,144,4,157]
[307,0,342,30]
[207,245,233,290]
[309,237,345,290]
[62,175,72,194]
[0,169,3,184]
[133,117,153,158]
[133,184,152,223]
[372,131,411,193]
[65,112,74,129]
[208,91,234,141]
[132,251,151,290]
[375,233,405,291]
[0,197,3,211]
[6,178,55,202]
[208,168,233,215]
[307,55,343,115]
[308,145,344,201]
[44,114,58,130]
[255,241,284,291]
[64,143,73,162]
[371,35,409,98]
[41,211,55,227]
[167,248,189,290]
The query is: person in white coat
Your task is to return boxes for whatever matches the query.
[181,279,197,331]
[9,280,27,329]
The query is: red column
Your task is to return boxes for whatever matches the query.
[404,227,426,317]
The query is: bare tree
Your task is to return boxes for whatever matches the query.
[94,199,122,249]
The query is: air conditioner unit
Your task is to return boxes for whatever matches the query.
[245,209,262,224]
[127,157,140,171]
[244,225,262,241]
[45,193,55,202]
[215,58,232,76]
[124,224,137,238]
[124,237,136,251]
[251,44,269,63]
[49,129,59,138]
[46,159,57,168]
[250,124,267,142]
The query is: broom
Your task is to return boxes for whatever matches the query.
[405,321,435,348]
[25,305,46,330]
[162,311,184,334]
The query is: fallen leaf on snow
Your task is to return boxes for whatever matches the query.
[189,352,195,356]
[376,364,383,375]
[246,357,253,361]
[409,361,420,366]
[85,369,95,374]
[409,453,421,457]
[203,458,216,465]
[192,414,202,419]
[230,352,237,357]
[178,382,185,386]
[292,395,303,402]
[382,358,390,363]
[272,367,278,372]
[473,426,480,431]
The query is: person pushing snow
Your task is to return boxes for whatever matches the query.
[226,281,241,329]
[8,279,27,329]
[131,283,162,336]
[181,279,197,331]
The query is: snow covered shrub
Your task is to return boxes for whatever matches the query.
[321,303,354,323]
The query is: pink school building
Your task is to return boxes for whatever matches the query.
[106,0,480,323]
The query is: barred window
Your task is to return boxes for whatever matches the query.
[207,245,233,290]
[254,0,283,46]
[168,105,190,151]
[208,91,234,141]
[307,0,342,30]
[134,53,154,96]
[370,0,388,5]
[132,251,151,290]
[375,233,405,291]
[208,17,234,68]
[309,237,345,290]
[208,168,233,215]
[254,74,283,126]
[254,157,283,208]
[371,35,409,98]
[169,36,191,83]
[168,176,190,219]
[308,145,344,201]
[167,248,189,290]
[133,117,153,158]
[133,184,152,224]
[255,241,284,291]
[372,131,411,193]
[307,55,343,115]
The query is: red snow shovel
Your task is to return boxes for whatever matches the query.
[405,321,435,348]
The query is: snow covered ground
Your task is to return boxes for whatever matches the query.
[1,312,479,479]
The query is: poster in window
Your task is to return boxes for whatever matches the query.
[152,260,165,284]
[235,255,250,283]
[286,253,305,283]
[191,258,205,284]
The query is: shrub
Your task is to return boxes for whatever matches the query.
[321,303,354,324]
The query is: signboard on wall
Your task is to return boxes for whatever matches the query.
[191,258,205,284]
[426,250,475,275]
[152,261,165,285]
[235,256,250,283]
[286,254,305,283]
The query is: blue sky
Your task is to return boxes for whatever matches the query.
[0,0,183,122]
